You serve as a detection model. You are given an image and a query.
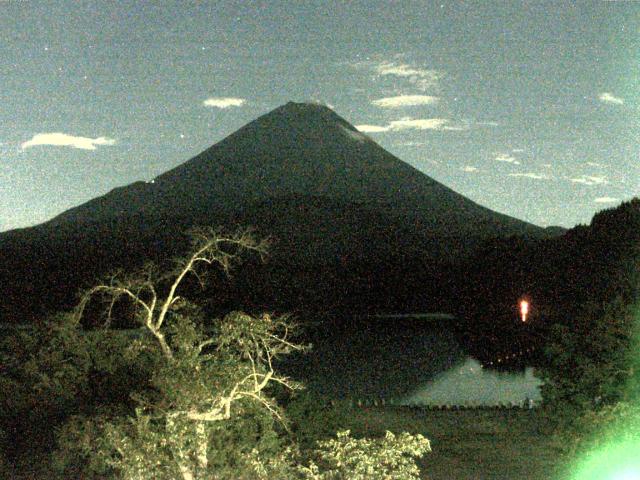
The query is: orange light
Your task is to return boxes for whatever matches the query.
[520,300,529,322]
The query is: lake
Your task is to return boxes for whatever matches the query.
[283,315,543,407]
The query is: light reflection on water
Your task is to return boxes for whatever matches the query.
[401,357,542,406]
[285,318,543,405]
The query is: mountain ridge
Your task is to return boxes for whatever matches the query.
[0,102,561,321]
[44,101,545,238]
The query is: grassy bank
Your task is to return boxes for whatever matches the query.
[5,406,564,479]
[339,406,564,480]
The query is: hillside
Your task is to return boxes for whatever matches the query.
[0,102,554,322]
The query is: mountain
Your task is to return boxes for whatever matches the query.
[0,102,556,322]
[47,102,540,236]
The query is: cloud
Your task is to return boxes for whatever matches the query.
[374,61,442,91]
[21,133,116,150]
[461,166,479,173]
[598,92,624,105]
[594,197,619,204]
[508,172,550,180]
[388,118,466,131]
[372,95,439,108]
[356,124,390,133]
[356,117,465,133]
[340,125,368,142]
[389,118,449,130]
[569,175,608,186]
[202,97,246,108]
[494,153,521,165]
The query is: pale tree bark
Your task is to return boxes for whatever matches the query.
[75,228,309,479]
[75,227,268,362]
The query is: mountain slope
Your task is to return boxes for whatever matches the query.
[47,102,541,238]
[0,102,555,322]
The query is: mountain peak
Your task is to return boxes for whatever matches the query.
[43,102,545,241]
[283,100,333,111]
[267,101,344,126]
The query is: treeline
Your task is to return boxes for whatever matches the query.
[453,198,640,458]
[453,198,640,361]
[0,229,431,478]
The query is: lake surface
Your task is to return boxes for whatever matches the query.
[1,316,543,407]
[284,315,543,406]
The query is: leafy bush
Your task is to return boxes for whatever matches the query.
[0,312,159,471]
[298,430,431,480]
[0,313,91,423]
[285,391,356,448]
[538,296,639,419]
[245,430,431,480]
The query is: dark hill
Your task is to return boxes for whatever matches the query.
[452,197,640,363]
[0,102,555,323]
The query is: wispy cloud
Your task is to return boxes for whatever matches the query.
[461,166,479,173]
[569,175,608,186]
[598,92,624,105]
[21,133,116,150]
[374,61,442,91]
[388,118,452,131]
[508,172,550,180]
[594,197,619,204]
[355,124,390,133]
[391,118,467,131]
[340,125,368,143]
[356,118,465,133]
[202,97,246,108]
[494,153,520,165]
[372,95,439,108]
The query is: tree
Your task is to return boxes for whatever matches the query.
[53,227,432,479]
[297,430,431,480]
[71,228,308,479]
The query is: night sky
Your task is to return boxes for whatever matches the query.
[1,1,638,232]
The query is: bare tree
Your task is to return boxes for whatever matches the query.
[76,227,266,358]
[74,227,307,480]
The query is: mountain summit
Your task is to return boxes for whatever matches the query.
[49,101,538,237]
[0,102,552,320]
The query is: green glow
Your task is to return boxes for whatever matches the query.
[566,301,640,480]
[570,440,640,480]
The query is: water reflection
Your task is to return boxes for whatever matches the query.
[284,317,543,406]
[401,357,542,406]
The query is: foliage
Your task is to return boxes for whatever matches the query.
[77,312,304,480]
[564,402,640,455]
[0,311,157,468]
[539,297,639,416]
[549,402,640,480]
[4,227,433,479]
[297,430,431,480]
[63,229,309,479]
[244,430,431,480]
[0,313,91,422]
[285,392,357,449]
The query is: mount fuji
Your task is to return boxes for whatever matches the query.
[0,102,555,322]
